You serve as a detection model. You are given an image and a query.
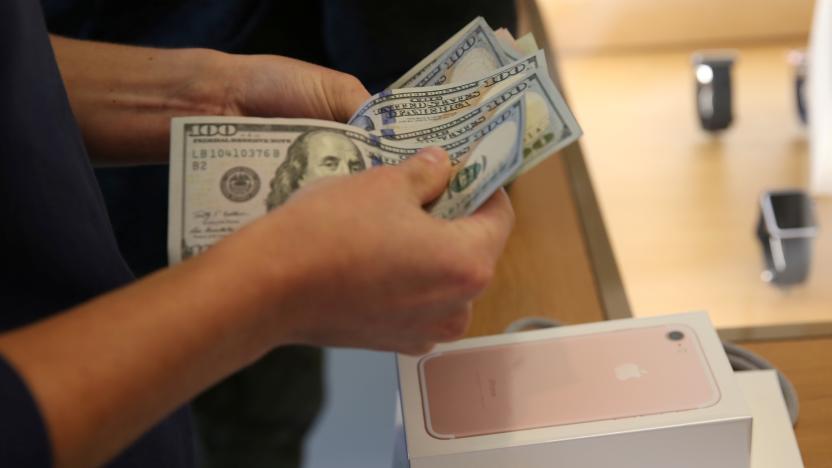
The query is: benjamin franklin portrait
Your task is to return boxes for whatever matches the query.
[266,129,366,210]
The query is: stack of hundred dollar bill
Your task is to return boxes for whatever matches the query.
[168,17,581,262]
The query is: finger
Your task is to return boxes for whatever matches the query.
[402,302,472,342]
[455,188,515,253]
[433,305,473,343]
[397,147,453,205]
[325,71,371,122]
[397,341,436,356]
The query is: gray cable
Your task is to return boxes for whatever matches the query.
[503,317,799,426]
[503,316,562,333]
[722,341,799,425]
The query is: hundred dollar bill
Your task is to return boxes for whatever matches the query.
[351,52,543,130]
[429,97,525,219]
[368,68,579,170]
[389,17,516,89]
[168,98,526,263]
[514,33,539,56]
[495,29,539,57]
[355,52,581,174]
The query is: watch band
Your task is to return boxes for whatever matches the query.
[692,51,737,132]
[756,190,817,287]
[788,49,809,125]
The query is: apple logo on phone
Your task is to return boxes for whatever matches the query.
[615,363,648,381]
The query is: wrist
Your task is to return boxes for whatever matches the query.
[166,47,241,117]
[196,213,307,352]
[52,36,241,163]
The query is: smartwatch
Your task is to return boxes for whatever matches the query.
[788,49,808,125]
[692,51,737,132]
[756,190,818,286]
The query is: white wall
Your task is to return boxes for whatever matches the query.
[538,0,815,53]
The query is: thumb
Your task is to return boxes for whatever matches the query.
[326,72,372,122]
[398,147,453,205]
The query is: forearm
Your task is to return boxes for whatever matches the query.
[0,145,513,466]
[0,238,288,468]
[51,35,235,165]
[51,35,371,165]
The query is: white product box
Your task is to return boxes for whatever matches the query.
[396,312,751,468]
[738,370,804,468]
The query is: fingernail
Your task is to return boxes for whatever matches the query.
[420,147,445,164]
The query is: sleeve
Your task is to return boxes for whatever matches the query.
[0,355,53,467]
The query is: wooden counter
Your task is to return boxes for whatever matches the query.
[559,43,832,341]
[467,3,831,464]
[742,337,832,467]
[470,4,832,460]
[468,149,608,337]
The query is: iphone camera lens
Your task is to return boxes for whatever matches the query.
[668,331,685,341]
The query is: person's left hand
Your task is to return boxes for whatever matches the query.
[223,54,371,123]
[52,36,371,164]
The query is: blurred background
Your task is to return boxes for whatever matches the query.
[542,0,813,53]
[306,1,830,467]
[538,0,830,340]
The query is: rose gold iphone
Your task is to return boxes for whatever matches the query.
[418,324,720,439]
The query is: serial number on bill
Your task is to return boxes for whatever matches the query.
[190,148,281,159]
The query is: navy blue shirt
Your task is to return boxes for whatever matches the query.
[41,0,517,89]
[0,1,194,466]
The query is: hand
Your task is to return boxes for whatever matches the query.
[226,54,371,123]
[52,36,370,164]
[225,147,515,354]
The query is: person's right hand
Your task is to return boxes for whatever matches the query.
[220,147,514,355]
